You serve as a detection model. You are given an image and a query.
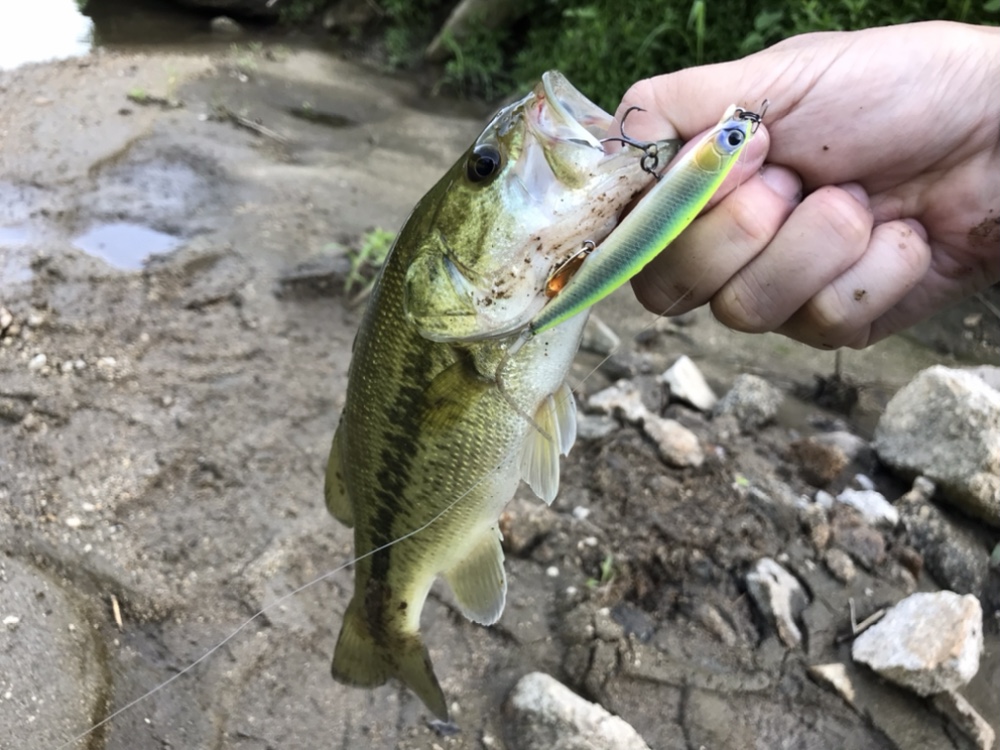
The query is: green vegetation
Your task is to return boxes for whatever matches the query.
[587,553,616,588]
[341,228,396,302]
[374,0,998,108]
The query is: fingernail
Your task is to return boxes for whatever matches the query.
[759,165,802,203]
[838,182,870,210]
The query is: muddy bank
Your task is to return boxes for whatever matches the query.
[1,46,997,750]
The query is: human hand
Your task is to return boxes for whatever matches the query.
[616,21,1000,349]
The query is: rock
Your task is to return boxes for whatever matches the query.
[898,478,989,596]
[499,497,558,557]
[799,502,831,551]
[659,355,717,411]
[712,374,783,431]
[813,430,870,462]
[873,365,1000,526]
[824,548,857,583]
[931,690,996,750]
[745,557,809,648]
[503,672,651,750]
[807,663,857,708]
[790,436,849,486]
[210,16,244,35]
[965,364,1000,392]
[640,414,703,468]
[835,488,899,528]
[580,315,621,356]
[588,380,646,424]
[831,516,886,571]
[851,591,983,697]
[576,414,618,441]
[588,380,703,466]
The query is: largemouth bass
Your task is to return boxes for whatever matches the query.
[324,71,680,720]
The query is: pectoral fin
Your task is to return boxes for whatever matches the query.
[444,527,507,626]
[324,421,353,527]
[519,383,577,504]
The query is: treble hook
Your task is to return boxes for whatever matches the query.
[735,99,769,134]
[601,105,661,178]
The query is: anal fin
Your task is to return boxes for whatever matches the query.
[444,527,507,626]
[519,382,577,504]
[324,420,353,527]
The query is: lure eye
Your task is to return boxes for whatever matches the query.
[726,129,745,149]
[467,144,502,183]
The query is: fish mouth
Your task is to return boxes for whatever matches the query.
[529,71,613,150]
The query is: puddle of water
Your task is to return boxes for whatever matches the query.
[72,222,182,270]
[0,0,93,70]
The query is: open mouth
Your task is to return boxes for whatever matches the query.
[528,71,614,150]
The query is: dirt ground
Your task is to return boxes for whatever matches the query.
[1,46,997,750]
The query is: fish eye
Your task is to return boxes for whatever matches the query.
[467,144,502,183]
[725,129,744,149]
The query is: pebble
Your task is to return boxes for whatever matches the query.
[835,488,899,528]
[503,672,651,750]
[898,478,988,595]
[930,690,996,750]
[580,315,621,356]
[659,355,717,411]
[587,380,646,424]
[28,353,47,371]
[823,548,856,583]
[807,663,856,708]
[640,414,704,468]
[852,591,983,697]
[831,517,886,571]
[745,557,809,648]
[790,436,848,486]
[712,374,783,432]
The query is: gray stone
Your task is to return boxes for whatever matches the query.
[587,380,646,424]
[852,592,983,697]
[931,690,996,750]
[576,414,618,441]
[659,355,717,411]
[640,414,703,468]
[835,488,900,528]
[874,366,1000,526]
[824,547,857,583]
[580,315,621,357]
[210,16,244,35]
[503,672,651,750]
[745,557,809,648]
[899,478,989,596]
[808,663,857,708]
[712,374,783,431]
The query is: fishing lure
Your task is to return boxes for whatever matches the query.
[529,102,765,337]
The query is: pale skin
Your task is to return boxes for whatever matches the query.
[615,21,1000,349]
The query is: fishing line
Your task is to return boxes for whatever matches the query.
[53,100,769,750]
[49,454,505,750]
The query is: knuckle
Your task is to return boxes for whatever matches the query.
[809,187,872,248]
[711,280,773,333]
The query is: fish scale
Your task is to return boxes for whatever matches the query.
[323,71,679,720]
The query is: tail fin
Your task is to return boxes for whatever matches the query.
[332,597,449,721]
